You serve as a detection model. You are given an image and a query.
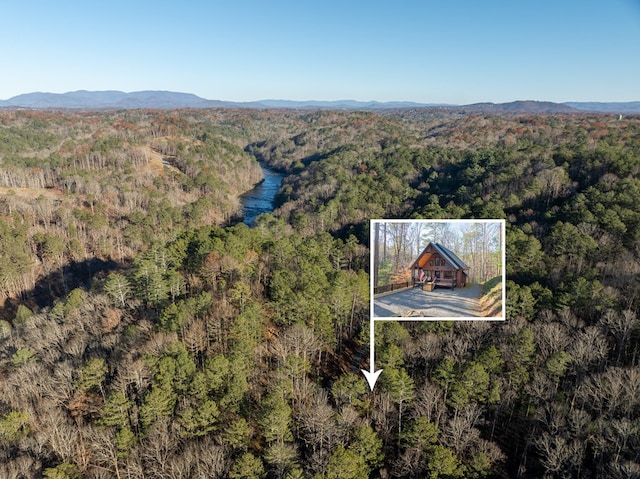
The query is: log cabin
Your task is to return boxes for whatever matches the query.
[411,242,469,289]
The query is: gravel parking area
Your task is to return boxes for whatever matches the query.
[374,284,483,318]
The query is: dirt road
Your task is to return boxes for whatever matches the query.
[374,284,483,318]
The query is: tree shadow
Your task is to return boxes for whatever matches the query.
[1,258,121,320]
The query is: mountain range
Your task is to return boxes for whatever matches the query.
[1,90,639,113]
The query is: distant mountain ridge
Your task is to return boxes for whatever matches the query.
[1,90,639,113]
[0,90,231,109]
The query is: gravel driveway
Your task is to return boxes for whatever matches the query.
[374,284,483,318]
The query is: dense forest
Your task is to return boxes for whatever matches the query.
[1,107,639,478]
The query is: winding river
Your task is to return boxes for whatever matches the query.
[239,164,285,226]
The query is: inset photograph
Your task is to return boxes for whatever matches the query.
[371,219,505,320]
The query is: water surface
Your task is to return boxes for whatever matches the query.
[240,164,284,226]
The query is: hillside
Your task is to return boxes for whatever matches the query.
[1,108,640,478]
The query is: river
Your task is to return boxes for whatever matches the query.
[239,164,285,226]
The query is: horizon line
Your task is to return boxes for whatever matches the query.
[1,89,639,106]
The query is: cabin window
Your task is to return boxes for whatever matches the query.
[435,258,440,266]
[429,260,433,266]
[444,271,453,279]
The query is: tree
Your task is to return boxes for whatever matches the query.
[432,357,457,402]
[75,358,108,395]
[42,463,81,479]
[505,226,545,281]
[544,350,572,381]
[104,273,131,308]
[10,348,37,367]
[223,417,251,451]
[259,392,293,444]
[99,391,132,428]
[139,384,177,429]
[230,453,266,479]
[178,399,219,438]
[447,361,490,409]
[350,425,384,473]
[426,445,465,479]
[331,372,367,411]
[401,417,439,450]
[0,411,30,444]
[264,443,299,479]
[326,445,368,479]
[383,367,415,436]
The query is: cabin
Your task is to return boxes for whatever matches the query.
[410,242,469,289]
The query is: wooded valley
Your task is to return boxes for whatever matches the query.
[0,107,639,478]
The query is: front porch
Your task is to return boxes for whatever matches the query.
[412,268,458,290]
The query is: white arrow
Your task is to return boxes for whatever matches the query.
[361,311,382,391]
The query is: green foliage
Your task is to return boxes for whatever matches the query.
[103,273,131,307]
[350,425,384,471]
[139,383,177,429]
[506,281,536,320]
[507,326,536,388]
[114,425,136,458]
[259,392,293,444]
[0,410,30,443]
[33,231,65,262]
[224,417,251,451]
[220,356,250,413]
[0,319,11,339]
[432,357,457,392]
[64,288,85,312]
[401,417,440,450]
[379,344,406,371]
[75,358,107,393]
[326,445,368,479]
[132,243,183,306]
[10,347,37,366]
[189,355,229,400]
[13,304,33,324]
[331,372,368,410]
[545,350,572,380]
[475,346,504,375]
[378,321,410,345]
[179,399,219,437]
[153,342,197,393]
[264,443,299,478]
[99,391,132,428]
[481,275,502,296]
[42,463,81,479]
[0,219,32,296]
[426,445,465,479]
[49,301,66,321]
[383,367,416,406]
[230,453,266,479]
[377,259,393,286]
[466,452,492,479]
[547,221,598,270]
[447,361,490,409]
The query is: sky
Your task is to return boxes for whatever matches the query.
[1,0,639,103]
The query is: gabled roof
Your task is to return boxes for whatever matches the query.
[411,242,469,270]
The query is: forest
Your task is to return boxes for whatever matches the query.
[0,107,639,478]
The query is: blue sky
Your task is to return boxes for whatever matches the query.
[1,0,638,103]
